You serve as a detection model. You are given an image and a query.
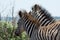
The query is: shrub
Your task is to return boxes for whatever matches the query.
[0,21,29,40]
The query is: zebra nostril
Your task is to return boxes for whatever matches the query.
[15,31,20,36]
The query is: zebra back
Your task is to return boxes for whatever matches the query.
[37,20,60,40]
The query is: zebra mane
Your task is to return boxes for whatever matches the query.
[40,7,54,20]
[23,13,40,27]
[18,10,40,27]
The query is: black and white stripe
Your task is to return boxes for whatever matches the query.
[15,10,60,40]
[38,22,60,40]
[24,18,36,37]
[31,4,55,26]
[17,16,60,40]
[30,4,60,40]
[18,11,39,38]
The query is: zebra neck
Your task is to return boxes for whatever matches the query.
[40,18,55,26]
[23,18,36,37]
[32,11,55,26]
[37,13,55,26]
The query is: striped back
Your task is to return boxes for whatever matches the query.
[15,10,40,37]
[31,4,55,26]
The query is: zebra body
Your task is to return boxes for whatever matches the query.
[38,21,60,40]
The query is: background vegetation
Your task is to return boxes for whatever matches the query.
[0,21,29,40]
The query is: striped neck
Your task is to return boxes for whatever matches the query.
[22,14,38,37]
[23,17,37,37]
[32,8,55,26]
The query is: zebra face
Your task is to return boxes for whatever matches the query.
[15,19,25,36]
[15,10,27,36]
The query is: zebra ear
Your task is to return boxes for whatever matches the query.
[32,4,40,11]
[18,11,22,18]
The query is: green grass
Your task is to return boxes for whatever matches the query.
[0,21,29,40]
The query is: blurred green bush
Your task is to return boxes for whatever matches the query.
[0,21,29,40]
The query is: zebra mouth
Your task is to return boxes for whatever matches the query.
[15,30,20,36]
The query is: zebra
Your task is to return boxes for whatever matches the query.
[15,10,60,40]
[30,4,55,26]
[29,4,60,40]
[38,21,60,40]
[15,10,40,40]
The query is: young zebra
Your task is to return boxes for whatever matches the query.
[15,10,40,40]
[15,10,60,40]
[30,4,55,26]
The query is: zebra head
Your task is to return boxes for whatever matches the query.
[31,4,43,19]
[31,4,55,26]
[15,10,27,36]
[31,4,51,18]
[15,10,40,36]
